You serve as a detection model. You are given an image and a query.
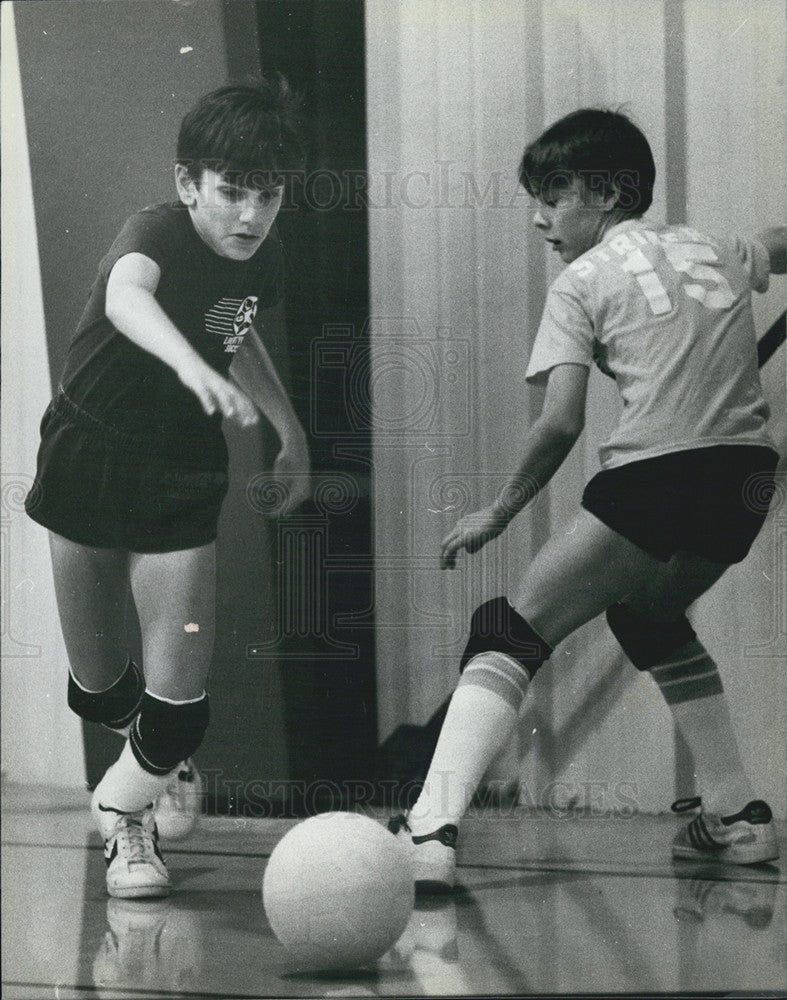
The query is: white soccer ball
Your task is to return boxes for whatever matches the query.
[262,812,414,970]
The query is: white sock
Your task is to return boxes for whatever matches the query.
[94,740,173,814]
[650,641,755,815]
[670,693,755,815]
[409,652,531,836]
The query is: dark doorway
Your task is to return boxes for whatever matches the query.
[253,0,376,812]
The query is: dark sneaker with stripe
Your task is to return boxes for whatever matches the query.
[388,813,458,892]
[91,791,171,898]
[671,797,779,865]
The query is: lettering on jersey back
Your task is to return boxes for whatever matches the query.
[570,228,734,316]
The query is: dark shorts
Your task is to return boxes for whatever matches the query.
[25,387,229,553]
[581,445,780,564]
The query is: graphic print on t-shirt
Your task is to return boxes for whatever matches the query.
[204,295,259,353]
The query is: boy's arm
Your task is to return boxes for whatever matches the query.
[758,226,787,274]
[230,324,311,513]
[440,363,588,569]
[106,252,258,427]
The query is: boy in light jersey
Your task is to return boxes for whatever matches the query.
[390,109,785,891]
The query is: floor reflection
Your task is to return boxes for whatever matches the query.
[2,784,784,999]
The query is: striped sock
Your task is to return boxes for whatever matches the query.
[409,647,545,836]
[650,640,755,815]
[649,641,723,705]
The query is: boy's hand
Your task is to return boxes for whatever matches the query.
[440,504,510,569]
[271,428,311,515]
[178,357,259,428]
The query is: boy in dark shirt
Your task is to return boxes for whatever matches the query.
[26,79,309,898]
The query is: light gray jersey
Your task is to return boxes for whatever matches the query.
[526,219,774,469]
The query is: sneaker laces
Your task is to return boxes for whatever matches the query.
[116,814,158,865]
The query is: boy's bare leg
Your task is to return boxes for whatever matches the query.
[407,511,776,880]
[622,552,755,815]
[128,542,216,702]
[510,509,669,648]
[411,512,757,828]
[48,533,171,894]
[85,543,216,897]
[48,533,130,691]
[409,511,661,837]
[94,543,215,817]
[495,527,732,810]
[623,550,728,622]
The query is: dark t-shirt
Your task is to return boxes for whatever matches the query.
[60,202,282,456]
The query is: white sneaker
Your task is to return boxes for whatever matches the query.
[92,792,171,899]
[93,898,172,990]
[673,875,777,929]
[92,897,203,993]
[672,798,779,866]
[153,759,202,840]
[388,814,457,892]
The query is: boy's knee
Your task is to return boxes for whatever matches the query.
[130,691,210,776]
[67,659,144,728]
[606,602,696,671]
[461,596,553,680]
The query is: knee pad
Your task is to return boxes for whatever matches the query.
[606,603,696,671]
[130,691,210,776]
[67,658,144,728]
[460,596,552,680]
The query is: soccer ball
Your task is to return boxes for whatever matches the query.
[262,812,414,970]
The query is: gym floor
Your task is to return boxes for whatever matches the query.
[2,781,785,999]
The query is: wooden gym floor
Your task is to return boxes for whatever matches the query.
[2,781,785,998]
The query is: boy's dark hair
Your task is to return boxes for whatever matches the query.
[177,76,305,187]
[519,108,655,216]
